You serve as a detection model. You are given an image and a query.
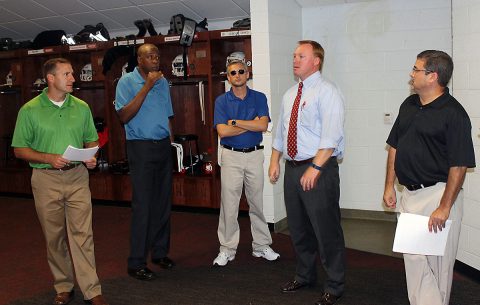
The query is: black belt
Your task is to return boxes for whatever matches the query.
[287,156,337,167]
[222,144,264,153]
[404,182,437,191]
[286,158,313,167]
[44,163,80,171]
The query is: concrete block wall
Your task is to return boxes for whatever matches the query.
[301,0,452,211]
[251,0,480,270]
[452,0,480,270]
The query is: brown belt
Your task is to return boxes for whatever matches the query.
[45,163,80,171]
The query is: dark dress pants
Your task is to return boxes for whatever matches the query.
[284,157,345,296]
[127,139,173,269]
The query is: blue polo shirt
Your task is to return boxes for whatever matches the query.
[115,67,174,140]
[214,87,270,148]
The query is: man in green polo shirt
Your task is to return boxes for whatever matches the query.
[11,58,108,305]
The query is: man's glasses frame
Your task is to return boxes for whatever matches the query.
[412,67,434,75]
[229,69,246,76]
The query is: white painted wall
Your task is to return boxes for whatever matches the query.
[252,0,480,270]
[452,0,480,271]
[251,0,302,223]
[301,0,452,211]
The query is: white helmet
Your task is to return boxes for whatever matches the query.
[172,54,187,77]
[226,51,245,68]
[6,71,13,86]
[80,63,92,82]
[121,62,128,76]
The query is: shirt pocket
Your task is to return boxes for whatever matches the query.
[299,101,315,128]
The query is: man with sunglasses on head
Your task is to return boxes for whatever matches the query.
[212,60,280,266]
[115,43,175,281]
[383,50,475,305]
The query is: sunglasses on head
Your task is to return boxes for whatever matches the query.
[229,69,245,76]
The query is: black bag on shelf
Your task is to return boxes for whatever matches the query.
[0,38,13,51]
[32,30,66,49]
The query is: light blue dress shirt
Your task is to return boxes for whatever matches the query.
[272,71,345,160]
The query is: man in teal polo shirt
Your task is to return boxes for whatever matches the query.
[12,58,108,305]
[115,43,175,281]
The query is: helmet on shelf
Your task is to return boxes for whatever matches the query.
[172,54,187,77]
[80,63,93,82]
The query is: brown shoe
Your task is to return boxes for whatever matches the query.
[53,290,74,305]
[84,294,109,305]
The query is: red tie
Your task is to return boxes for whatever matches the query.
[287,82,303,159]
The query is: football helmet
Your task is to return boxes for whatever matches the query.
[5,71,13,86]
[80,63,93,82]
[172,54,187,77]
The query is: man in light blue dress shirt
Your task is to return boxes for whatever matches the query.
[269,40,346,305]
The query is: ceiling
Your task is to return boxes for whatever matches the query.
[0,0,250,41]
[0,0,372,42]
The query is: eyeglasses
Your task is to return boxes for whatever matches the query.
[229,69,245,76]
[412,67,433,74]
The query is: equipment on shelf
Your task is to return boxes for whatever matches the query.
[232,18,251,29]
[33,30,67,49]
[80,63,93,82]
[134,19,158,37]
[172,54,188,77]
[174,134,202,176]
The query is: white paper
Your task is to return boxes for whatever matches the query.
[393,213,452,256]
[62,145,99,162]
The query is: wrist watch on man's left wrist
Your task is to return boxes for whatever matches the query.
[231,119,237,126]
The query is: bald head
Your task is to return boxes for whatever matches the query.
[137,43,160,74]
[137,44,159,57]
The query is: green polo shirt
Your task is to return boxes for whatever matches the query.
[12,88,98,169]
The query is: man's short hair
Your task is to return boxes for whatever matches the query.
[298,40,325,71]
[417,50,453,87]
[43,57,71,80]
[226,60,248,72]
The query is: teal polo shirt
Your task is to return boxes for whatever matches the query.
[115,67,174,140]
[11,88,98,169]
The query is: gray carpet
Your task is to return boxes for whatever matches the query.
[6,259,479,305]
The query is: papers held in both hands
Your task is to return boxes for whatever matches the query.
[62,145,99,162]
[393,213,452,256]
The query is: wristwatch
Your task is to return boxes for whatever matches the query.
[311,162,323,171]
[231,119,237,126]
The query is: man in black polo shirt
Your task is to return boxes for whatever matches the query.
[383,50,475,305]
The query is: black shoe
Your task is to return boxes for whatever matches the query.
[152,257,175,269]
[127,267,156,281]
[134,20,146,37]
[315,292,342,305]
[143,19,158,36]
[280,280,310,293]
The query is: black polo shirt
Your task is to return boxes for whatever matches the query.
[386,88,475,186]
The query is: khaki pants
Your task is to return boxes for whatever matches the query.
[399,182,463,305]
[31,165,101,300]
[217,148,272,255]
